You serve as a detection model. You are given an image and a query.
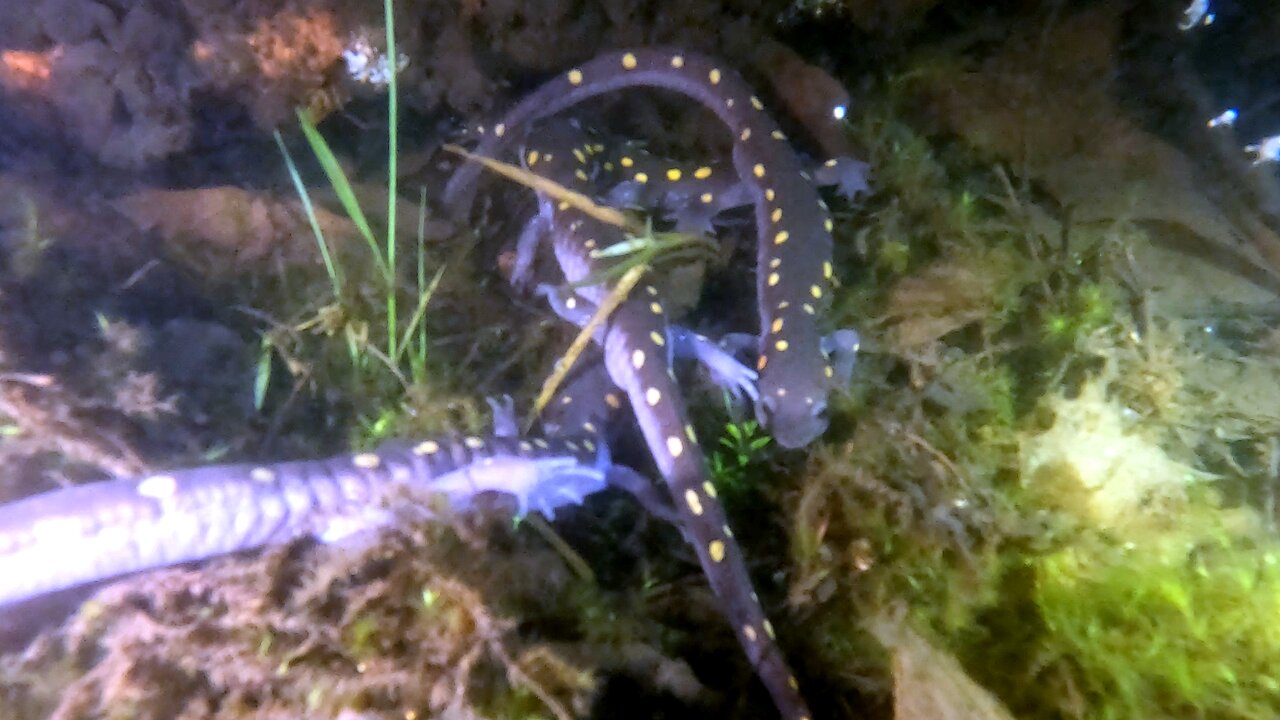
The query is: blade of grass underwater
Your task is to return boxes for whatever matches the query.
[274,130,343,296]
[384,0,399,362]
[253,335,273,411]
[295,107,390,281]
[396,264,445,371]
[527,263,646,430]
[414,187,429,382]
[442,144,638,232]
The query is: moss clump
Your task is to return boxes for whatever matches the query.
[1034,529,1280,720]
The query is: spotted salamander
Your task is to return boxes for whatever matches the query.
[443,47,856,448]
[515,121,813,720]
[602,142,869,235]
[0,430,637,607]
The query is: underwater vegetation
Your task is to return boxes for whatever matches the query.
[5,1,1280,718]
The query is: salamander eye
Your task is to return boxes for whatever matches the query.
[831,103,848,121]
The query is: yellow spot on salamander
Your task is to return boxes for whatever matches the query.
[764,619,776,638]
[771,318,783,333]
[825,158,838,167]
[572,147,586,163]
[772,130,786,140]
[649,330,665,346]
[463,437,485,450]
[685,424,698,442]
[494,123,505,137]
[574,169,589,182]
[757,355,768,370]
[671,55,685,69]
[723,524,734,538]
[631,349,645,369]
[769,257,781,269]
[634,172,648,183]
[708,540,726,562]
[584,239,597,249]
[250,467,276,483]
[700,192,714,204]
[824,365,835,378]
[824,218,834,232]
[583,438,596,451]
[565,296,577,309]
[622,53,637,70]
[667,436,684,457]
[560,395,574,405]
[709,68,721,85]
[726,97,735,108]
[740,127,751,142]
[775,339,789,352]
[645,387,662,406]
[533,438,549,448]
[605,393,622,409]
[620,156,634,168]
[767,272,780,286]
[702,480,717,498]
[413,440,440,455]
[753,163,765,178]
[666,168,682,181]
[649,301,663,314]
[744,625,758,642]
[824,261,833,279]
[810,285,823,299]
[765,188,776,202]
[685,489,704,515]
[353,453,382,469]
[789,676,800,690]
[803,303,816,314]
[774,230,789,245]
[518,440,533,452]
[525,150,539,165]
[645,285,658,296]
[750,95,764,110]
[567,69,583,85]
[771,207,782,223]
[694,166,712,179]
[582,422,597,434]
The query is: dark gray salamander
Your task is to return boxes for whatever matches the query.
[0,432,624,606]
[444,47,853,448]
[516,122,813,720]
[601,140,869,235]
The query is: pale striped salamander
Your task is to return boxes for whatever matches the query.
[0,427,637,607]
[443,47,861,448]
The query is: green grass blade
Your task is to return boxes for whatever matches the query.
[295,107,390,280]
[384,0,399,361]
[274,130,343,296]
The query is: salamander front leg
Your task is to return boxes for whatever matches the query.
[668,326,759,403]
[822,328,861,390]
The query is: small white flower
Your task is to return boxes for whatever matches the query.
[342,35,409,87]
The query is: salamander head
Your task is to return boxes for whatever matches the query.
[756,329,859,448]
[756,375,830,449]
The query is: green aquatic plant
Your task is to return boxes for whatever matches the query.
[1033,530,1280,720]
[708,412,773,497]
